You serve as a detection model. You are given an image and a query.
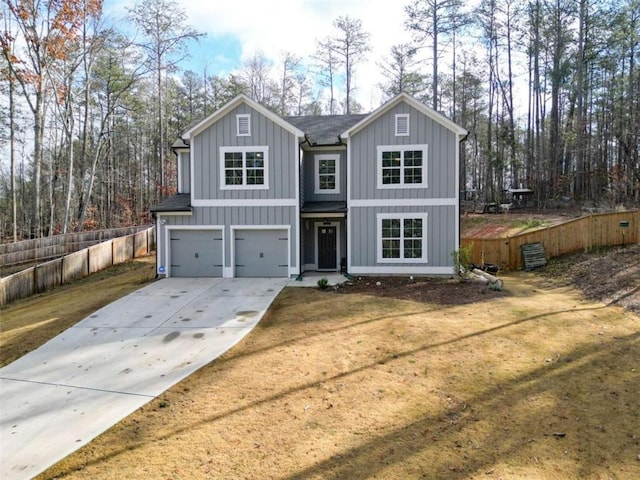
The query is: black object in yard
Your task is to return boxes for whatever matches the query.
[470,263,499,274]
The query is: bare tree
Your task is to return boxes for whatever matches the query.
[241,51,278,108]
[312,36,342,114]
[128,0,204,200]
[329,15,370,114]
[277,51,300,116]
[1,0,101,237]
[405,0,469,111]
[378,43,426,99]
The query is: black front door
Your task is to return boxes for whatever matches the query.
[318,226,337,270]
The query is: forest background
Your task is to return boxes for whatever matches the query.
[1,0,638,241]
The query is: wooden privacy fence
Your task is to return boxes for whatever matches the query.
[0,226,151,269]
[0,227,155,306]
[462,210,639,271]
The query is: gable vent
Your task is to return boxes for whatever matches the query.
[237,114,251,136]
[395,114,409,136]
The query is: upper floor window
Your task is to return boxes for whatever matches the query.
[377,144,428,189]
[220,146,269,190]
[377,213,428,263]
[314,154,340,194]
[395,114,410,136]
[236,114,251,136]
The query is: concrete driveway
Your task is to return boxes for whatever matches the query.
[0,277,287,480]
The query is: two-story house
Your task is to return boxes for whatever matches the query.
[151,92,467,278]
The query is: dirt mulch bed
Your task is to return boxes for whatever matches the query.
[533,244,640,315]
[336,275,507,305]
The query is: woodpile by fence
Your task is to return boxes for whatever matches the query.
[0,226,151,269]
[462,210,639,271]
[0,227,155,306]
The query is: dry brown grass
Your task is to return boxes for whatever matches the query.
[0,256,157,367]
[27,271,639,479]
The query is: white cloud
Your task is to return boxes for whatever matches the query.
[106,0,414,111]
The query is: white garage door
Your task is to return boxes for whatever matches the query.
[234,229,288,277]
[170,230,223,277]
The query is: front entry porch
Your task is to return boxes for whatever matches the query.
[300,211,346,274]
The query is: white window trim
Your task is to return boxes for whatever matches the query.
[314,154,340,194]
[236,114,251,136]
[395,113,410,136]
[376,212,428,264]
[219,146,269,190]
[376,144,428,189]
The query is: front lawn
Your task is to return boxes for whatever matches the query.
[36,272,639,479]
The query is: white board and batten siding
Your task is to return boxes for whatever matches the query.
[347,98,464,275]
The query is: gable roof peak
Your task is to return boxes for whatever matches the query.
[182,94,304,140]
[341,92,467,139]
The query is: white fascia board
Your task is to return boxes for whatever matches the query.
[349,198,456,207]
[348,266,454,275]
[191,199,297,207]
[341,92,467,139]
[156,211,193,216]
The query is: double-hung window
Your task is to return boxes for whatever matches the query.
[220,146,269,190]
[377,213,428,263]
[377,145,428,189]
[314,154,340,194]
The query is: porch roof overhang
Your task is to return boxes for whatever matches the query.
[150,193,192,213]
[300,201,347,214]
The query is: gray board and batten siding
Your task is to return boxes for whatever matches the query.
[158,205,297,278]
[154,93,466,278]
[178,150,190,194]
[345,97,464,275]
[349,205,456,270]
[301,149,347,203]
[349,102,458,201]
[155,96,302,278]
[190,103,298,202]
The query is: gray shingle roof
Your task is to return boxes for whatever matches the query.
[150,194,192,213]
[284,114,368,146]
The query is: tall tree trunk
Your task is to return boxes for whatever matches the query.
[432,4,438,111]
[9,58,18,242]
[574,0,587,200]
[33,90,44,237]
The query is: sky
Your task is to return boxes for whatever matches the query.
[104,0,418,111]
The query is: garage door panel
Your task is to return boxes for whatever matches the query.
[235,230,288,277]
[171,230,222,277]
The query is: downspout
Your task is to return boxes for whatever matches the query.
[296,137,311,280]
[458,132,469,256]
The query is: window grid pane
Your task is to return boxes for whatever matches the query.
[381,219,401,259]
[380,148,425,186]
[380,217,424,261]
[223,150,266,186]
